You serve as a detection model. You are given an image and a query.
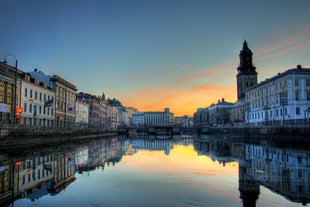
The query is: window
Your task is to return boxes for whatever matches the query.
[35,91,38,100]
[24,103,27,112]
[296,107,300,115]
[307,91,310,101]
[30,89,33,98]
[40,93,42,100]
[24,88,27,97]
[44,94,46,101]
[295,91,300,101]
[29,104,32,113]
[295,79,299,86]
[39,106,42,114]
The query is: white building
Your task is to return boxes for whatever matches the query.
[75,99,89,127]
[20,73,55,126]
[132,112,144,126]
[246,65,310,125]
[144,108,174,126]
[174,115,193,127]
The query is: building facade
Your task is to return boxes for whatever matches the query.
[208,98,234,126]
[132,112,145,126]
[246,65,310,125]
[0,62,22,125]
[193,108,209,127]
[144,108,174,126]
[20,73,55,126]
[51,75,77,127]
[75,99,89,128]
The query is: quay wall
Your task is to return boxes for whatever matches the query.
[207,125,310,140]
[0,127,117,151]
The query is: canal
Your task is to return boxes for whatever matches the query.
[1,134,309,207]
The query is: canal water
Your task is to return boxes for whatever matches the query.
[1,134,309,207]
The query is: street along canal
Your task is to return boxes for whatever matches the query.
[1,134,309,207]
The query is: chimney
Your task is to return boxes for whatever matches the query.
[218,100,220,104]
[222,98,225,102]
[297,64,302,69]
[34,68,38,72]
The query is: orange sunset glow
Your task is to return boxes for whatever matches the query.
[120,144,238,175]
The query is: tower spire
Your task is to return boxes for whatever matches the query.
[236,40,258,101]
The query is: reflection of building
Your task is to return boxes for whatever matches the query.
[52,150,75,192]
[245,144,310,205]
[193,138,310,206]
[18,154,54,199]
[121,138,174,155]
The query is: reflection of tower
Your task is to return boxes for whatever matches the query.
[239,165,260,207]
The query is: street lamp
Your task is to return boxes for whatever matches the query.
[3,54,18,126]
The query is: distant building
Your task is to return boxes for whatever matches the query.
[208,98,234,126]
[76,92,102,128]
[144,108,174,126]
[174,115,193,127]
[245,65,310,125]
[132,112,144,126]
[193,108,209,127]
[75,99,89,128]
[108,98,129,126]
[125,106,139,125]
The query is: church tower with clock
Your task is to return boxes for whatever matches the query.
[236,40,258,101]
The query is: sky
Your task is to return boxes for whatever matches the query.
[0,0,309,116]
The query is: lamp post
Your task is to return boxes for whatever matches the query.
[3,54,18,126]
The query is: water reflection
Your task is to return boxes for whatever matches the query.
[0,135,309,207]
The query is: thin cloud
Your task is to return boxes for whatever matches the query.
[255,28,310,62]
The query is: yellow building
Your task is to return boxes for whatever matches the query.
[0,61,22,126]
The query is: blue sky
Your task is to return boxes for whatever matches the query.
[1,0,309,115]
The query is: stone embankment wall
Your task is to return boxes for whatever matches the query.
[0,127,117,151]
[208,125,310,140]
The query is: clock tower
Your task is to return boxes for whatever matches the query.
[236,40,257,101]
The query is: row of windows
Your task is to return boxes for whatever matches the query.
[23,102,54,116]
[247,79,310,99]
[24,87,53,101]
[22,168,52,185]
[249,90,310,109]
[248,107,301,120]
